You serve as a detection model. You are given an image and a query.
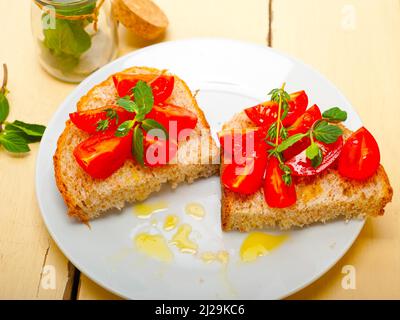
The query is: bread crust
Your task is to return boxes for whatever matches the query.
[54,66,219,222]
[220,111,393,231]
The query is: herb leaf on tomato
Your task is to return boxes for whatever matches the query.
[96,119,109,132]
[276,133,307,153]
[115,120,135,137]
[322,107,347,122]
[117,97,138,113]
[141,119,168,139]
[280,163,293,185]
[106,108,119,124]
[306,143,323,168]
[313,121,343,144]
[133,81,154,121]
[133,126,144,166]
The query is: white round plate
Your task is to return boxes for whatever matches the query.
[36,38,364,300]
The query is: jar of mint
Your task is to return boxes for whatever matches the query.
[31,0,118,83]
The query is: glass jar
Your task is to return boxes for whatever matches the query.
[31,0,118,83]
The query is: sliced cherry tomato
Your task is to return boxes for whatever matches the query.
[283,104,322,160]
[218,127,268,160]
[151,75,175,105]
[244,90,308,128]
[338,127,380,180]
[73,132,132,179]
[143,133,178,167]
[145,103,197,139]
[287,104,322,135]
[264,156,297,208]
[285,136,343,176]
[222,141,268,195]
[113,74,175,104]
[112,74,154,97]
[69,106,133,134]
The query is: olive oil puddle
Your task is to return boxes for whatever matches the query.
[240,232,288,262]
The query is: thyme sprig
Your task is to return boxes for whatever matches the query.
[265,83,348,185]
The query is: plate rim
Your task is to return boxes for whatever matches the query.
[35,37,365,300]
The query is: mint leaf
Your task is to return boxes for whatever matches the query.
[0,92,9,123]
[43,19,91,58]
[42,9,93,73]
[115,120,135,137]
[322,107,347,122]
[276,133,307,153]
[4,124,40,143]
[133,126,144,166]
[8,120,45,137]
[311,149,323,168]
[313,121,343,144]
[133,81,154,120]
[117,97,137,113]
[306,143,323,168]
[305,143,319,159]
[0,132,30,153]
[141,119,168,139]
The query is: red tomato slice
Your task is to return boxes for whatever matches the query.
[264,156,297,208]
[69,106,133,134]
[143,134,178,167]
[287,104,322,135]
[73,132,132,179]
[221,142,268,195]
[112,74,154,97]
[145,103,198,140]
[151,75,175,105]
[285,136,343,176]
[283,104,322,160]
[338,127,380,180]
[244,90,308,128]
[218,127,268,161]
[113,74,175,104]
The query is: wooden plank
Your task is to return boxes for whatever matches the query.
[118,0,270,55]
[77,275,122,300]
[0,0,73,299]
[270,0,400,299]
[76,0,269,300]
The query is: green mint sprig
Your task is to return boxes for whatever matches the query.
[0,64,46,153]
[274,106,347,169]
[97,80,167,166]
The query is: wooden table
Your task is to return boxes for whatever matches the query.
[0,0,398,300]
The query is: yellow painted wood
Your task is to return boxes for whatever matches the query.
[0,0,73,299]
[117,0,269,56]
[270,0,400,299]
[78,275,122,300]
[1,0,398,300]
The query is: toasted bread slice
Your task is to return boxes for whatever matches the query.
[54,67,219,222]
[221,112,393,231]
